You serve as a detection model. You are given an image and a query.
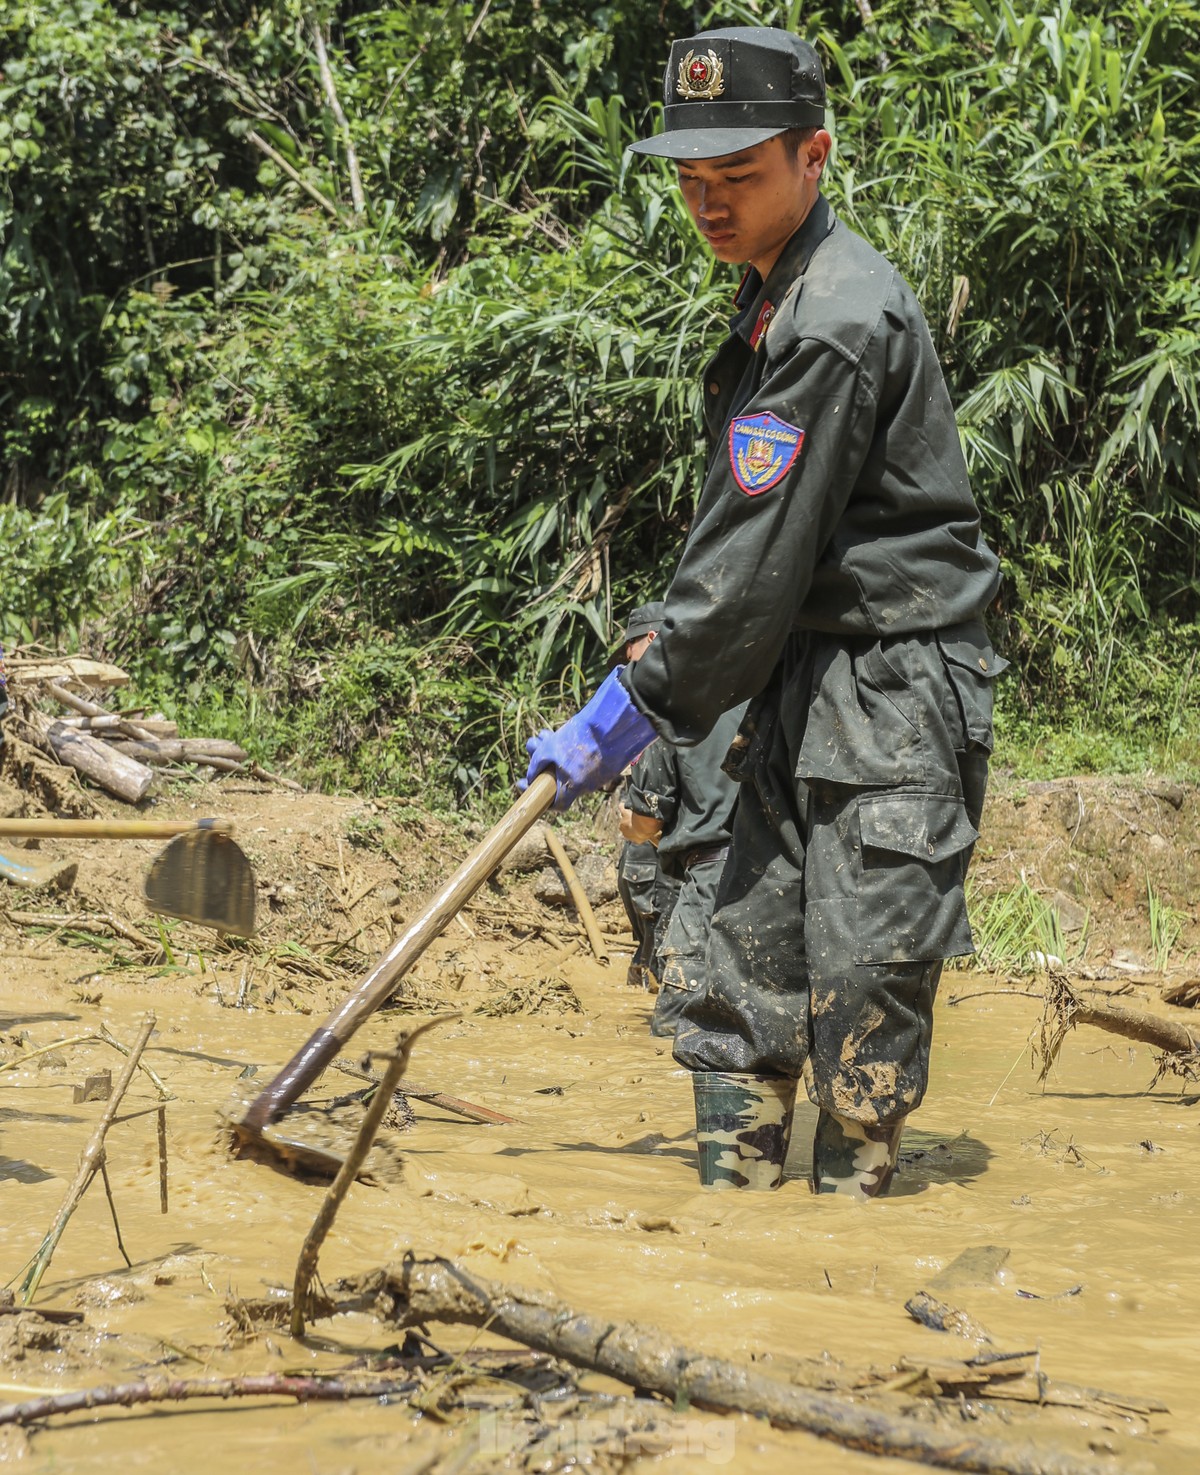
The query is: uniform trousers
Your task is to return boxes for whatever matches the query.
[674,626,993,1126]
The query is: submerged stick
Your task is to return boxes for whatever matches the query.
[339,1256,1117,1475]
[0,1372,420,1428]
[18,1014,156,1305]
[331,1057,521,1126]
[291,1018,449,1338]
[98,1161,132,1268]
[157,1106,169,1214]
[544,828,608,964]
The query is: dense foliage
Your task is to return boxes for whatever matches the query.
[2,0,1199,801]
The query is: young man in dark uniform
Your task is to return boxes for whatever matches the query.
[523,27,1003,1197]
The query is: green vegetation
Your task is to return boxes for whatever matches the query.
[3,0,1199,805]
[1146,875,1188,971]
[954,877,1084,974]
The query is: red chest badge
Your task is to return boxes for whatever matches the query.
[729,412,805,495]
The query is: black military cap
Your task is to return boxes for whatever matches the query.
[629,27,826,161]
[622,601,666,643]
[609,601,665,666]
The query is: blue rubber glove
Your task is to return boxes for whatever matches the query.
[522,667,657,811]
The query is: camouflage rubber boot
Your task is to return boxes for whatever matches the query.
[811,1109,906,1199]
[692,1072,798,1191]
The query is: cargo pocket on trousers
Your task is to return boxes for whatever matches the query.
[620,860,661,922]
[855,793,978,964]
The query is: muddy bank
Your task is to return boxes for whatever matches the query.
[1,773,1199,1472]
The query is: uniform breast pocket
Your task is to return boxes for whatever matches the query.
[854,792,978,964]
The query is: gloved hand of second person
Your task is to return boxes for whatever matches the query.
[522,668,656,811]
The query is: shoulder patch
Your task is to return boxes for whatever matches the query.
[729,412,805,495]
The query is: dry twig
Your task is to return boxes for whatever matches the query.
[18,1014,156,1304]
[291,1018,451,1337]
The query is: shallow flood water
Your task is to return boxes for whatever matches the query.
[2,932,1197,1474]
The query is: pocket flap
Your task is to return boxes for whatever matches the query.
[936,627,1010,680]
[859,793,978,862]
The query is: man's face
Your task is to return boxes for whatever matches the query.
[625,630,657,664]
[676,132,830,275]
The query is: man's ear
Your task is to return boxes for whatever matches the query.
[805,129,833,180]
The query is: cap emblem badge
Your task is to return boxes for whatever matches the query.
[676,49,725,101]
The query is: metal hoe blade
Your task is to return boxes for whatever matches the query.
[144,830,256,936]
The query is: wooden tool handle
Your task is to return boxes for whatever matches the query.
[0,819,234,839]
[240,772,558,1132]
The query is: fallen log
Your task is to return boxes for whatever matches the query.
[334,1257,1119,1475]
[104,737,249,766]
[1073,997,1196,1053]
[56,715,178,738]
[5,657,129,688]
[44,681,159,744]
[24,715,153,804]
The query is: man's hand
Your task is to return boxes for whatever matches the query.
[619,804,663,847]
[521,668,657,812]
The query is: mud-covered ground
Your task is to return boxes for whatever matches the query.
[2,763,1199,1474]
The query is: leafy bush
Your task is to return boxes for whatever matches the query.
[2,0,1199,804]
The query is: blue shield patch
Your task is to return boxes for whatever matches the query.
[729,411,804,496]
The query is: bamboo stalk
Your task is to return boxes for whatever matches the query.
[311,21,366,215]
[247,130,339,218]
[18,1014,156,1304]
[0,819,233,839]
[44,682,158,743]
[544,828,608,964]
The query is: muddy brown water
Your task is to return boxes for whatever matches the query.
[2,782,1199,1473]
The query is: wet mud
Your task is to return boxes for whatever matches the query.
[2,777,1199,1472]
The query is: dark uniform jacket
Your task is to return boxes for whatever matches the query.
[624,195,1001,756]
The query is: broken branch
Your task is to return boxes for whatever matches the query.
[334,1256,1116,1475]
[0,1372,421,1427]
[544,828,608,964]
[291,1018,450,1337]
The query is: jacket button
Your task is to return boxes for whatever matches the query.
[978,658,988,671]
[708,381,720,395]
